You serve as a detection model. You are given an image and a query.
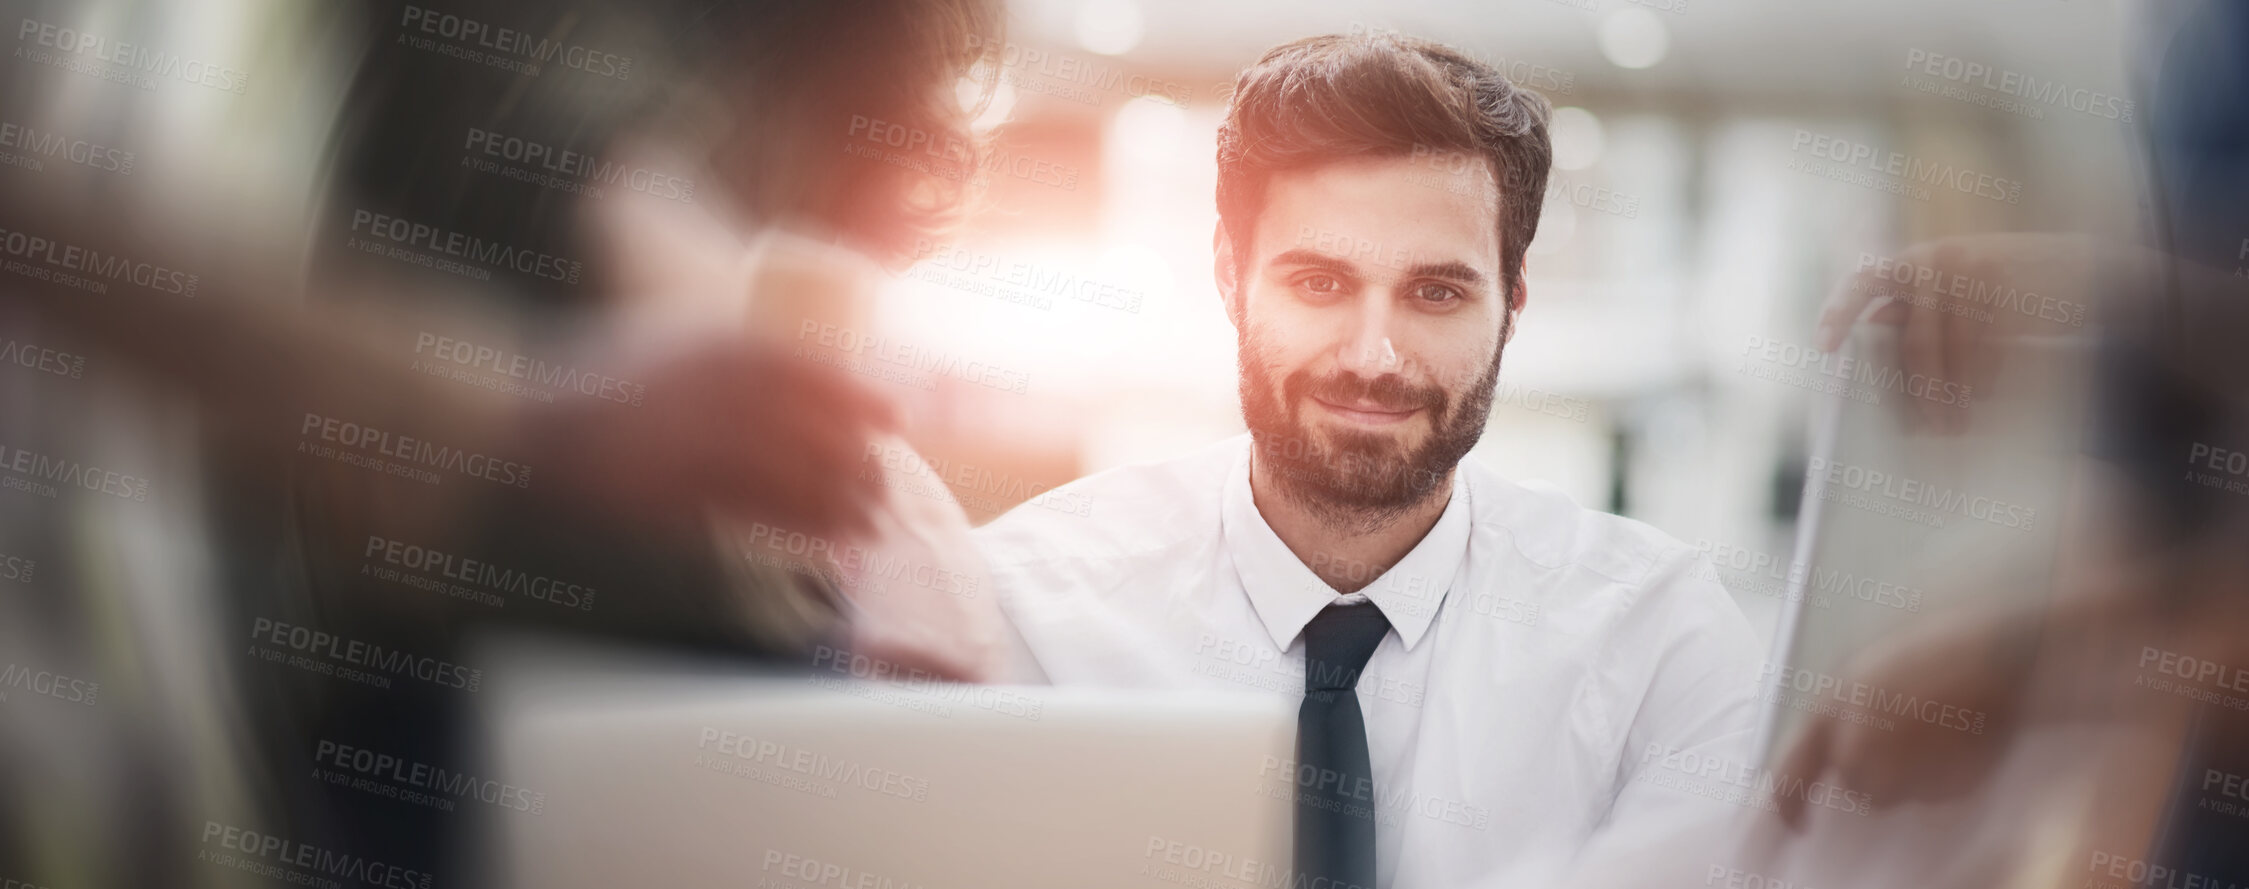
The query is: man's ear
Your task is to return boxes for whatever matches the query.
[1503,261,1528,345]
[1214,224,1244,327]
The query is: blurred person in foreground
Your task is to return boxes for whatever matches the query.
[972,33,1762,889]
[1574,3,2249,887]
[0,0,1008,885]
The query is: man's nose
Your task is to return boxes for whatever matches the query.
[1336,295,1403,376]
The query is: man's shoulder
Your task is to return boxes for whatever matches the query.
[1460,456,1703,595]
[1459,456,1754,663]
[973,435,1240,572]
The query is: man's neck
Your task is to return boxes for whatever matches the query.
[1248,454,1454,595]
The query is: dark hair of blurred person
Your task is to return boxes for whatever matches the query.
[318,0,1002,313]
[4,1,1008,887]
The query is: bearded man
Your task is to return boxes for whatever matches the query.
[976,31,1762,889]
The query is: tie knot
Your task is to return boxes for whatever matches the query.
[1302,603,1390,693]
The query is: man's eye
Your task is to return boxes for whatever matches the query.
[1299,274,1344,296]
[1412,282,1462,304]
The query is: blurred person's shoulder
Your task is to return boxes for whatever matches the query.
[1458,455,1739,621]
[973,435,1240,578]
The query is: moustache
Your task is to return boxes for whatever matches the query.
[1286,370,1446,417]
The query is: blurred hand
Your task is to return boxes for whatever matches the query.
[716,435,1006,681]
[827,436,1007,682]
[523,334,899,540]
[1814,233,2111,433]
[1771,606,2032,830]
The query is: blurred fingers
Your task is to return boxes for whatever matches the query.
[1772,718,1831,831]
[1900,290,1951,433]
[1938,307,1986,433]
[1815,272,1885,351]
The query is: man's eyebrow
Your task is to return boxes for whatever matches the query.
[1267,249,1362,277]
[1268,249,1489,288]
[1406,261,1486,286]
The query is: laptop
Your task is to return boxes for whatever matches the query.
[469,642,1295,889]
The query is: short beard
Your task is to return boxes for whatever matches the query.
[1237,325,1503,534]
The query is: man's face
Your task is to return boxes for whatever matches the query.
[1226,152,1514,518]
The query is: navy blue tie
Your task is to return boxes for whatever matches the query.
[1295,602,1390,889]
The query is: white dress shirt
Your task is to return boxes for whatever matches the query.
[975,435,1764,889]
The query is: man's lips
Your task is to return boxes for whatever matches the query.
[1311,396,1422,426]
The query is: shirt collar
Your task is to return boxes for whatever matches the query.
[1220,440,1472,652]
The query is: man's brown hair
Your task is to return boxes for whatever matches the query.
[1215,32,1552,308]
